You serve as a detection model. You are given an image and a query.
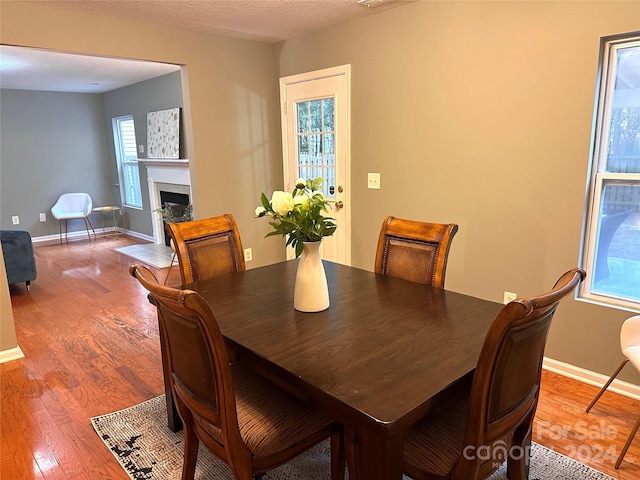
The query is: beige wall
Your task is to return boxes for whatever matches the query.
[274,1,640,383]
[1,1,639,384]
[1,1,286,268]
[0,1,286,360]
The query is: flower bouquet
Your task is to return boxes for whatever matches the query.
[255,177,337,257]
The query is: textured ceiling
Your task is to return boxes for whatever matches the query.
[0,46,181,93]
[38,0,412,43]
[0,0,413,93]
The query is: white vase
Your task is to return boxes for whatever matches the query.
[294,241,330,312]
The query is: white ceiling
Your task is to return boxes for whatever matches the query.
[0,0,414,94]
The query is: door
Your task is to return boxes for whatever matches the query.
[280,65,351,265]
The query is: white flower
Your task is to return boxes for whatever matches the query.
[271,191,294,215]
[295,178,306,188]
[255,206,266,217]
[293,194,307,205]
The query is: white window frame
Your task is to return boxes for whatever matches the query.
[579,31,640,312]
[113,115,143,209]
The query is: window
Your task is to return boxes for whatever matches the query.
[113,116,143,209]
[296,98,336,197]
[580,32,640,311]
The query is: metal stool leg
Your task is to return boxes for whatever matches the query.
[586,359,628,412]
[163,252,178,285]
[616,414,640,468]
[85,215,96,240]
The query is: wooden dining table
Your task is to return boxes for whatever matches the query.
[157,259,504,479]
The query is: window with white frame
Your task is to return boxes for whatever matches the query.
[113,116,143,209]
[580,31,640,311]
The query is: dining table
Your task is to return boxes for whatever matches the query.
[155,259,504,479]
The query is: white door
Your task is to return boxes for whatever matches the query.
[280,65,351,265]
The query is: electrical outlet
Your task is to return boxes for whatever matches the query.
[503,291,518,304]
[11,216,19,225]
[138,144,144,153]
[39,213,47,222]
[244,248,252,262]
[367,172,381,189]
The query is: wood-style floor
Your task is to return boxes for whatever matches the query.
[2,236,639,479]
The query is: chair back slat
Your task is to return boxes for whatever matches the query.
[374,216,458,288]
[456,268,585,476]
[130,265,237,433]
[166,214,245,284]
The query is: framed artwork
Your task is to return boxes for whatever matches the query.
[147,108,180,159]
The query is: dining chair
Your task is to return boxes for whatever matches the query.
[402,267,586,480]
[51,192,96,244]
[586,314,640,469]
[130,264,345,480]
[166,213,245,284]
[374,216,458,288]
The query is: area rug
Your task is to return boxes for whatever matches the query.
[91,395,614,480]
[115,244,176,269]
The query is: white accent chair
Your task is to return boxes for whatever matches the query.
[51,193,96,244]
[586,315,640,469]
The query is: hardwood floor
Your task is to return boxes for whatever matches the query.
[2,236,639,479]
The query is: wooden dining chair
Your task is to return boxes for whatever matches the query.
[166,213,245,284]
[130,264,345,480]
[402,267,586,480]
[374,216,459,288]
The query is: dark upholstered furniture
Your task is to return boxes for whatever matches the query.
[1,230,37,291]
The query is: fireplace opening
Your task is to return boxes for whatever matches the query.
[159,190,190,246]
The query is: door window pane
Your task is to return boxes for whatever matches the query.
[295,97,336,198]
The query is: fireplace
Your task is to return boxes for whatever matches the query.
[140,158,191,244]
[159,190,190,246]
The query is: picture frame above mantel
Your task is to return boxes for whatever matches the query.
[147,107,181,159]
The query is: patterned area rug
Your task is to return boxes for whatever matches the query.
[91,395,614,480]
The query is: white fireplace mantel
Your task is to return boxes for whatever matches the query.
[142,158,191,244]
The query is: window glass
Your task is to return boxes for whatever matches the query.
[580,33,640,310]
[295,97,336,198]
[113,116,143,209]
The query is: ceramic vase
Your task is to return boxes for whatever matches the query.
[294,241,330,312]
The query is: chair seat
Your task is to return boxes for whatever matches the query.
[623,346,640,372]
[52,211,89,219]
[195,364,335,458]
[622,316,640,372]
[403,396,468,477]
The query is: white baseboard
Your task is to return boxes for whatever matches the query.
[122,230,154,242]
[32,229,154,244]
[0,345,24,364]
[543,357,640,401]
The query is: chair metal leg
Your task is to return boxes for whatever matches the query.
[163,251,178,285]
[586,359,629,412]
[58,220,63,244]
[615,414,640,468]
[83,216,96,241]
